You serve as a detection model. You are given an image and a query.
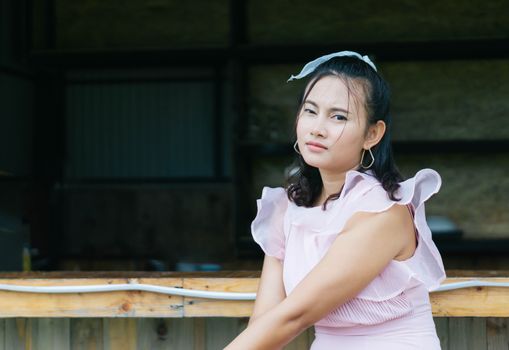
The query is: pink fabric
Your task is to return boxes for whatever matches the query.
[251,168,446,348]
[251,186,288,260]
[311,284,442,349]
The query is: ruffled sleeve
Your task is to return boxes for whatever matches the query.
[313,168,446,327]
[342,168,446,301]
[251,186,288,261]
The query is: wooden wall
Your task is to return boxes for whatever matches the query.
[1,317,509,349]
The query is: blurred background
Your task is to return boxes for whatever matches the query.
[1,0,508,272]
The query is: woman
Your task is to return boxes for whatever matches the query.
[225,51,445,349]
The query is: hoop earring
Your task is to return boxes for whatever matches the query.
[360,148,375,169]
[293,140,301,155]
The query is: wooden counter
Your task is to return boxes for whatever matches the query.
[0,270,507,318]
[0,270,508,349]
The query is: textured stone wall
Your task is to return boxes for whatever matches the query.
[41,0,509,49]
[247,60,509,143]
[51,0,229,49]
[250,153,509,240]
[383,60,509,141]
[248,0,509,44]
[398,154,509,239]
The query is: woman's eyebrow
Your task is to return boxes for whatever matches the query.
[304,99,350,114]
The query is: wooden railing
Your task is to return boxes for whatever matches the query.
[0,270,507,349]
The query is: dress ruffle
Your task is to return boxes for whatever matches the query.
[250,186,288,261]
[328,168,446,302]
[315,290,414,326]
[251,168,446,327]
[313,168,446,326]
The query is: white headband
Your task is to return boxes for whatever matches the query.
[287,50,377,82]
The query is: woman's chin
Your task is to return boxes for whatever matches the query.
[302,157,329,169]
[303,158,350,173]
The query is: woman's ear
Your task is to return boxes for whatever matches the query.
[363,120,386,149]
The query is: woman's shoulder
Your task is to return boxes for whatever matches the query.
[343,168,446,295]
[320,168,443,250]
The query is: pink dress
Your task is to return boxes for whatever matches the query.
[251,168,446,349]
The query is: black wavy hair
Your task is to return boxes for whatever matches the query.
[286,55,404,210]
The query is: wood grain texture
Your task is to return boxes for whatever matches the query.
[32,318,70,349]
[70,318,103,350]
[434,317,449,349]
[103,318,136,350]
[183,278,258,317]
[0,317,507,349]
[0,273,507,317]
[4,319,31,349]
[205,318,239,349]
[487,318,509,350]
[193,318,205,350]
[0,319,4,350]
[0,277,183,317]
[448,318,486,350]
[283,327,314,350]
[432,278,509,317]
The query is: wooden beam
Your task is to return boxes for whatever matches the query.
[434,278,509,317]
[29,38,509,68]
[0,271,507,318]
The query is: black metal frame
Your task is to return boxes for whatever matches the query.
[28,38,509,68]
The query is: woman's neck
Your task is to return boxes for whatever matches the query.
[319,171,347,201]
[315,166,361,206]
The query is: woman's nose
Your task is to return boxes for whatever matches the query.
[311,115,327,137]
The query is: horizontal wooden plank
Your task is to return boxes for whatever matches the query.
[0,272,507,317]
[183,278,259,317]
[0,278,184,318]
[433,278,509,317]
[29,39,509,69]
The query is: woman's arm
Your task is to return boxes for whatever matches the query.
[224,203,414,350]
[248,254,286,326]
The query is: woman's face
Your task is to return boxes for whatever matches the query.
[296,75,369,173]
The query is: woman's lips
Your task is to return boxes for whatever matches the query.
[306,142,327,152]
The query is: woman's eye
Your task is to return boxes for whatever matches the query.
[303,108,316,114]
[333,114,347,121]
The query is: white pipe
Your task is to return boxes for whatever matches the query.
[0,283,256,300]
[433,280,509,292]
[0,280,507,300]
